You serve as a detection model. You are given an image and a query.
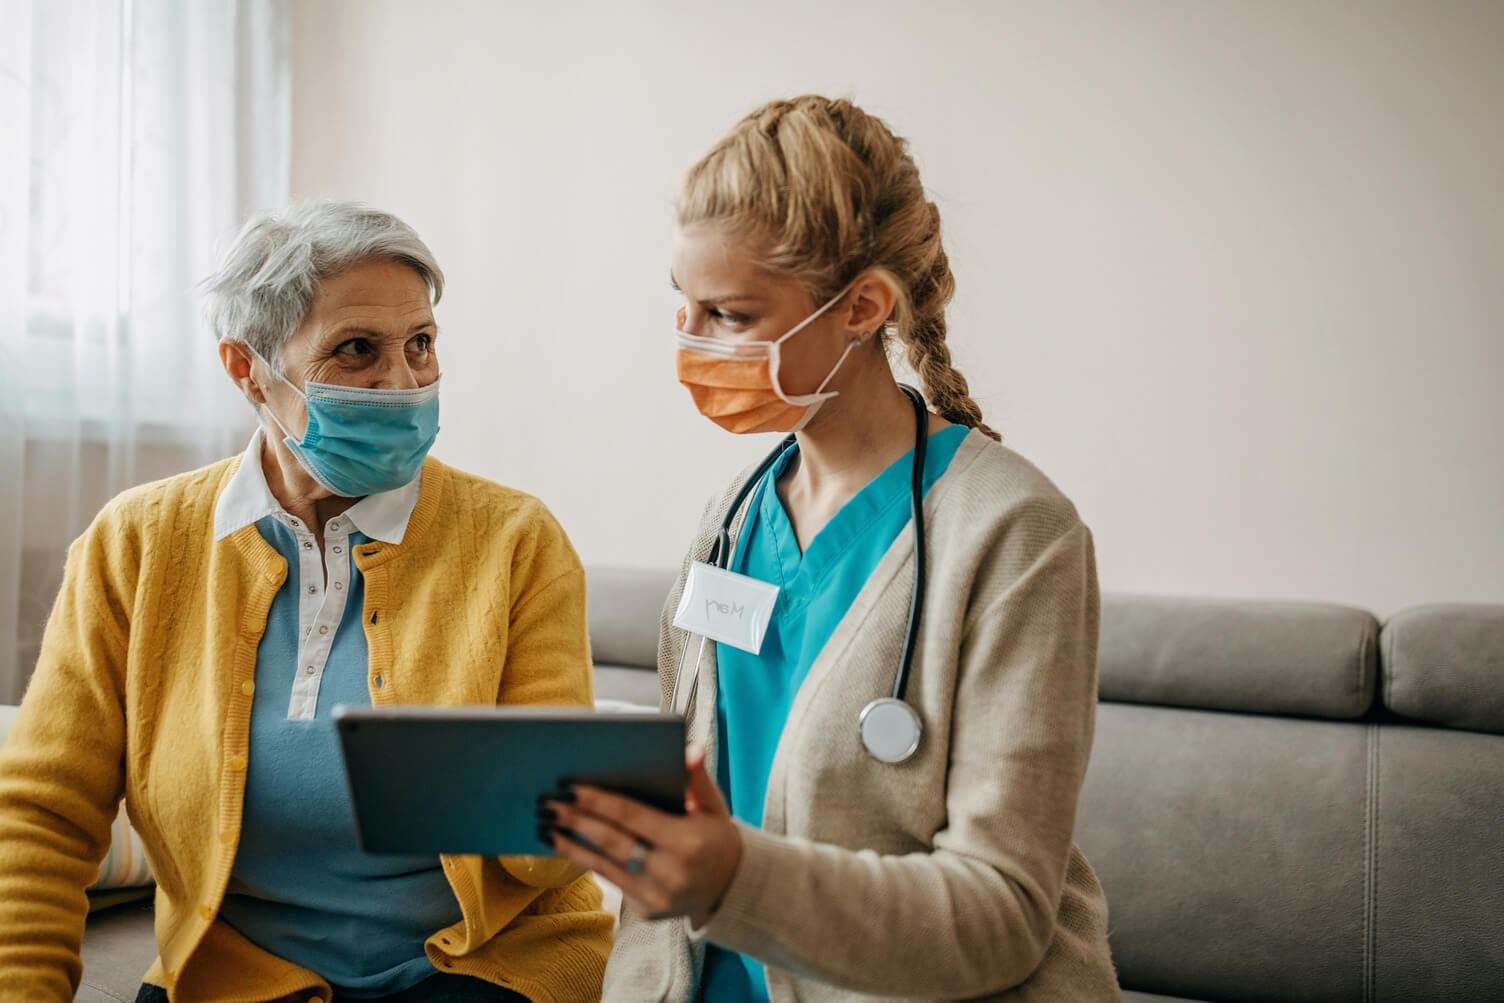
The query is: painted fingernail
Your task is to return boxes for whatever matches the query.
[552,789,578,804]
[537,807,558,824]
[537,825,555,846]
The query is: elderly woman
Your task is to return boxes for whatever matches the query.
[0,202,610,1002]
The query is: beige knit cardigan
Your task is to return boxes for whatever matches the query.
[602,431,1120,1002]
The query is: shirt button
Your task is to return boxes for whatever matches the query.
[227,755,247,771]
[241,680,255,696]
[305,665,315,675]
[334,581,343,591]
[319,625,329,635]
[307,585,317,594]
[302,541,312,550]
[333,545,343,554]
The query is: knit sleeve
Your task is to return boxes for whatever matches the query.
[495,504,596,890]
[0,503,139,999]
[695,518,1102,997]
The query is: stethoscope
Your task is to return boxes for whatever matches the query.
[669,384,929,764]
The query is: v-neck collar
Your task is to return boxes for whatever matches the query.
[748,425,966,614]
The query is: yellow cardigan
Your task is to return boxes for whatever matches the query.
[0,455,612,1002]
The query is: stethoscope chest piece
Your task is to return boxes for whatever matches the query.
[858,697,922,764]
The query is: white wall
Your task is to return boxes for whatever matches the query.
[291,0,1504,617]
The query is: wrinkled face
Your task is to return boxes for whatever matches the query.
[671,224,857,399]
[240,258,438,436]
[275,258,439,391]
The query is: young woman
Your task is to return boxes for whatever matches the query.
[542,96,1119,1001]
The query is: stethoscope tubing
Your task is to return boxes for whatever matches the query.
[669,384,929,722]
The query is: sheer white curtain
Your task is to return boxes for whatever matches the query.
[0,0,289,701]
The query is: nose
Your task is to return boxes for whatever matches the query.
[369,346,422,390]
[677,305,705,338]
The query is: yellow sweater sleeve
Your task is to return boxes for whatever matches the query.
[495,505,596,890]
[0,506,136,999]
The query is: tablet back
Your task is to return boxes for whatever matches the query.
[335,706,686,856]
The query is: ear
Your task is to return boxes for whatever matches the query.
[218,340,269,406]
[839,270,899,341]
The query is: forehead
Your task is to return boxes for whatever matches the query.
[308,259,434,323]
[670,224,774,293]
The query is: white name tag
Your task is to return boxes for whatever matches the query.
[672,561,780,655]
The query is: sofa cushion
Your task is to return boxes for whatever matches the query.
[1098,595,1378,719]
[1077,702,1369,1001]
[594,664,662,709]
[586,566,677,669]
[1373,725,1504,998]
[79,899,157,1001]
[1381,604,1504,735]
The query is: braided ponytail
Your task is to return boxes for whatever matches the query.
[898,209,999,439]
[678,95,1000,441]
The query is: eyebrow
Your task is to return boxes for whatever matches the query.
[326,321,437,339]
[669,271,764,306]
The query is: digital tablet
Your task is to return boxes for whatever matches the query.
[333,705,686,856]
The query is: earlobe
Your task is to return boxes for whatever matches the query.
[218,340,266,405]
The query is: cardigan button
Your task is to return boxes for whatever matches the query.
[241,680,255,696]
[227,755,247,772]
[198,904,214,921]
[219,830,236,846]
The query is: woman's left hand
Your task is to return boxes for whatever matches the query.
[540,744,742,926]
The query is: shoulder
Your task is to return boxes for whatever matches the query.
[90,456,238,544]
[60,456,237,595]
[939,430,1083,534]
[425,458,579,570]
[433,460,558,524]
[928,431,1094,590]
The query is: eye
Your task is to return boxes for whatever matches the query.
[408,332,434,353]
[709,307,749,326]
[334,338,373,357]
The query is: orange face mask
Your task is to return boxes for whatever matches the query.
[675,282,860,435]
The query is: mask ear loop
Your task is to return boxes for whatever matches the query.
[767,277,866,407]
[237,342,308,444]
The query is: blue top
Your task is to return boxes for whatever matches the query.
[217,516,461,996]
[699,424,969,1002]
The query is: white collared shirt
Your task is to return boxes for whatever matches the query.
[213,428,422,719]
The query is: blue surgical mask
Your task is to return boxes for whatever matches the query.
[252,349,441,498]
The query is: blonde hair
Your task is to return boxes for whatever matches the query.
[677,95,999,440]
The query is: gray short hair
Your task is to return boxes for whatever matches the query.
[204,200,444,370]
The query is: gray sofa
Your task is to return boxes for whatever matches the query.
[76,567,1504,1001]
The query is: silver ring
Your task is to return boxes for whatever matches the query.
[623,839,651,875]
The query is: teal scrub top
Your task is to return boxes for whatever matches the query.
[699,424,969,1003]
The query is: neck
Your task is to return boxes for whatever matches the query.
[787,355,919,497]
[258,423,359,535]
